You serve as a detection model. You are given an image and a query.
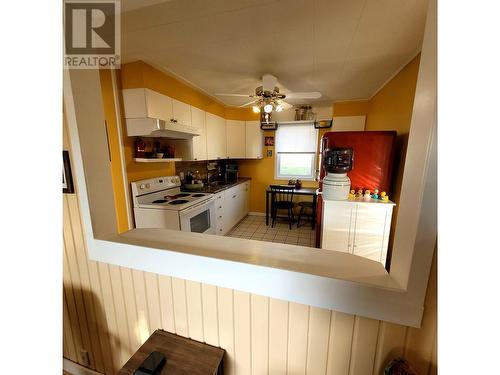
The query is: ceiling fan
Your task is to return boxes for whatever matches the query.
[215,74,322,115]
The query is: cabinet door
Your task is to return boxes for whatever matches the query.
[172,98,192,126]
[226,120,246,158]
[352,204,389,263]
[145,89,173,121]
[242,182,250,218]
[224,186,239,230]
[245,121,263,158]
[206,113,227,160]
[191,107,207,160]
[321,201,354,253]
[215,192,225,235]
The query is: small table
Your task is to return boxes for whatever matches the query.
[117,329,225,375]
[266,186,319,229]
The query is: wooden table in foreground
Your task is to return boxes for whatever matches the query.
[117,329,225,375]
[265,186,319,228]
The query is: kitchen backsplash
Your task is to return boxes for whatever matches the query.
[175,160,231,182]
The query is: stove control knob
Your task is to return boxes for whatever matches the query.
[146,183,151,188]
[139,184,145,190]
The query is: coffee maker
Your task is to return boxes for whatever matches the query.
[225,163,239,182]
[322,147,353,200]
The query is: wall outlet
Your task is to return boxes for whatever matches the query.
[78,349,90,367]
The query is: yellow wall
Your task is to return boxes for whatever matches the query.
[96,70,129,233]
[365,54,421,257]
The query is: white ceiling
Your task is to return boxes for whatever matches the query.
[121,0,428,106]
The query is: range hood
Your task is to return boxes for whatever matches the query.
[125,118,201,139]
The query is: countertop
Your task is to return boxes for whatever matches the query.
[181,177,251,194]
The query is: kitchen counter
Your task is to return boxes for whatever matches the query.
[181,177,251,194]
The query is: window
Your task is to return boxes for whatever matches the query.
[275,122,318,180]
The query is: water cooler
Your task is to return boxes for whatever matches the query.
[322,147,353,200]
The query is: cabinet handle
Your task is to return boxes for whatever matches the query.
[232,195,237,198]
[219,216,222,218]
[219,206,222,209]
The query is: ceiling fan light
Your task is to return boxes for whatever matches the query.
[252,105,261,113]
[263,103,273,113]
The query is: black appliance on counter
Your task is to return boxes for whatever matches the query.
[225,163,239,182]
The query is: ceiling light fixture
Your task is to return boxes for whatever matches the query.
[252,105,261,113]
[263,103,273,113]
[275,103,283,112]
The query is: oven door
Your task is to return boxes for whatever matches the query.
[179,198,216,234]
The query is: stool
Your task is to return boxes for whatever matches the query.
[297,201,314,228]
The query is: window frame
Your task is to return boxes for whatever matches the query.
[274,122,318,181]
[62,0,436,328]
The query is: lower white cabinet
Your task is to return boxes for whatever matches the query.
[214,192,225,235]
[215,182,250,235]
[321,199,395,265]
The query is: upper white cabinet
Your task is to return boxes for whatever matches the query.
[226,120,246,158]
[245,121,263,159]
[191,106,207,160]
[321,199,395,266]
[123,88,194,127]
[172,99,192,127]
[206,113,227,160]
[123,88,173,121]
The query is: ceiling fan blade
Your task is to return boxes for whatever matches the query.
[262,74,278,92]
[285,91,322,99]
[214,93,253,97]
[237,99,259,108]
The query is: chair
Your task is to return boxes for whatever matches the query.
[270,185,295,229]
[297,201,314,229]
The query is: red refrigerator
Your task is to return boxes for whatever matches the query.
[315,131,397,247]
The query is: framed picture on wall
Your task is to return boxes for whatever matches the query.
[264,136,275,146]
[63,150,75,194]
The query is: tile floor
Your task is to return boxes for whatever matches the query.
[226,215,316,247]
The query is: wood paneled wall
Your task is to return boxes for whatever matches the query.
[63,188,436,375]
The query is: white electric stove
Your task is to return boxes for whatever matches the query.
[131,176,216,234]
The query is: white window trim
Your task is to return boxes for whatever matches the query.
[63,0,436,328]
[274,122,318,181]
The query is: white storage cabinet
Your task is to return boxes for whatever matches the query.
[245,121,263,158]
[215,182,250,236]
[206,113,227,160]
[191,106,208,160]
[226,120,246,158]
[321,199,395,265]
